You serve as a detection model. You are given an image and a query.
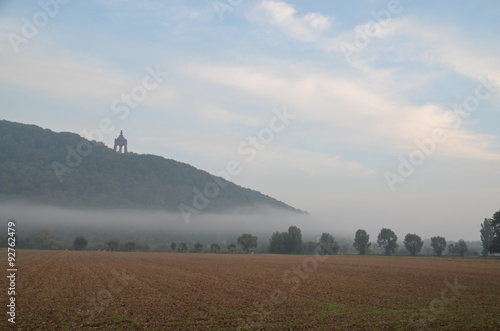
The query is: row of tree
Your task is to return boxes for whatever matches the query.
[0,229,482,257]
[265,227,471,257]
[5,211,498,256]
[74,237,141,252]
[262,210,500,257]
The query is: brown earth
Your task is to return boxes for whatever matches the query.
[2,250,500,330]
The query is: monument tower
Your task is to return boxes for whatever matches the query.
[114,130,127,153]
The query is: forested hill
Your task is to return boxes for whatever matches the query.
[0,120,303,213]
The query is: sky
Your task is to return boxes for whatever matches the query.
[1,0,499,241]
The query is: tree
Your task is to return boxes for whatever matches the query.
[210,243,220,253]
[177,242,188,253]
[269,231,285,254]
[125,241,136,252]
[194,242,204,253]
[403,233,423,256]
[491,237,500,254]
[457,240,468,257]
[301,241,318,254]
[237,234,258,253]
[170,242,177,252]
[480,218,494,256]
[449,240,468,257]
[153,244,170,252]
[430,236,446,256]
[340,243,352,255]
[377,228,398,256]
[27,230,55,249]
[73,236,88,251]
[106,239,119,251]
[227,243,236,253]
[447,243,456,255]
[317,233,339,255]
[353,229,371,255]
[284,226,302,254]
[488,211,500,253]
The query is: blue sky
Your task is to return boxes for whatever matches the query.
[1,0,499,240]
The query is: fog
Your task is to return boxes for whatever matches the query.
[0,202,356,246]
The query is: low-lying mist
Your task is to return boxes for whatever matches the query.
[0,202,353,246]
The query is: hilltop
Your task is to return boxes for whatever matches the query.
[0,120,303,216]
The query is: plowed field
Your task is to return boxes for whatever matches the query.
[2,250,499,330]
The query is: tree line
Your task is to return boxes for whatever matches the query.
[4,210,499,256]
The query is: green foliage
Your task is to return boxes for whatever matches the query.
[0,120,303,213]
[49,241,67,250]
[194,242,204,253]
[210,243,220,253]
[480,218,494,256]
[317,233,339,255]
[170,242,177,252]
[152,244,171,252]
[301,241,318,254]
[125,241,136,252]
[403,233,423,256]
[377,228,398,256]
[237,233,258,253]
[106,239,119,251]
[491,236,500,254]
[493,210,500,226]
[339,242,352,255]
[177,242,188,253]
[489,210,500,253]
[458,240,468,256]
[448,240,468,257]
[268,226,302,254]
[20,230,63,250]
[430,236,446,256]
[227,243,236,253]
[73,236,88,250]
[353,229,371,255]
[284,226,302,254]
[269,231,285,254]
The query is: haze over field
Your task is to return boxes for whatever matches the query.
[1,202,314,241]
[1,1,499,240]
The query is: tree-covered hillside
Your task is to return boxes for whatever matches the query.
[0,120,302,213]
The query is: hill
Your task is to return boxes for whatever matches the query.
[0,120,303,215]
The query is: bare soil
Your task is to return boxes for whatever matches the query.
[2,250,499,330]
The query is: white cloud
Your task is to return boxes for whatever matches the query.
[267,148,376,177]
[253,2,500,96]
[0,48,127,101]
[198,105,261,127]
[181,60,500,161]
[2,16,497,165]
[304,13,331,30]
[395,20,500,81]
[260,0,296,23]
[332,17,500,94]
[254,0,332,44]
[0,35,177,115]
[96,0,213,23]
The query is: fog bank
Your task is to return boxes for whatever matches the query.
[1,202,354,245]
